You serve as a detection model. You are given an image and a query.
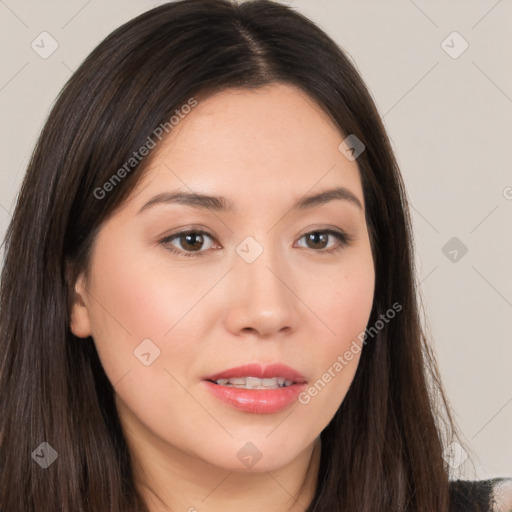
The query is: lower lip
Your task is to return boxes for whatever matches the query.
[202,380,307,414]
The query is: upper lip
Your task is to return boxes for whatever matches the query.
[203,363,307,383]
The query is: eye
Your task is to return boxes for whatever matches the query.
[295,229,353,254]
[160,228,353,258]
[160,230,216,257]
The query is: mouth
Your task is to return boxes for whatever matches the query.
[201,363,308,414]
[206,376,297,389]
[203,363,307,390]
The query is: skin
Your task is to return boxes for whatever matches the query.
[70,83,375,512]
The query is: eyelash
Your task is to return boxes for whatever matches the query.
[159,228,354,258]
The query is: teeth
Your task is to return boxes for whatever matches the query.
[226,377,245,385]
[213,376,294,389]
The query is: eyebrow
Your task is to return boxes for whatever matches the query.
[137,186,363,214]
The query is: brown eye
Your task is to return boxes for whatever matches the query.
[304,232,329,250]
[161,230,215,257]
[296,229,352,254]
[178,232,205,251]
[160,228,352,258]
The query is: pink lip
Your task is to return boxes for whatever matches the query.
[202,381,307,414]
[202,363,307,414]
[203,363,307,383]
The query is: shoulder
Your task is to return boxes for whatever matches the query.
[449,478,512,512]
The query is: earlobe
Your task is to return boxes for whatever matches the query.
[69,273,92,339]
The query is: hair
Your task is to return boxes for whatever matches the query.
[0,0,487,511]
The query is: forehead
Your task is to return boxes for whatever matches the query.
[127,83,364,211]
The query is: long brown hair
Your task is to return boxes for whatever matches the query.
[0,1,479,510]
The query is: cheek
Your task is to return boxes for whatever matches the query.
[309,274,373,378]
[86,235,222,384]
[303,245,375,347]
[332,269,375,337]
[84,236,177,376]
[295,246,374,417]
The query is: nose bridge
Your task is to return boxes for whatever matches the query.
[236,233,287,298]
[226,232,296,334]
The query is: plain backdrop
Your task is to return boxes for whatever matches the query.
[0,0,511,480]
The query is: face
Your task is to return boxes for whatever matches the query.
[70,83,375,476]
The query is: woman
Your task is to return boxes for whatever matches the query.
[0,0,510,511]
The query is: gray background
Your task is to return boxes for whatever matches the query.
[0,0,510,479]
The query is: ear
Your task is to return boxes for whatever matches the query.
[69,268,93,339]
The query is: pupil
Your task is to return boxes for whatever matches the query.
[308,232,327,249]
[183,233,203,251]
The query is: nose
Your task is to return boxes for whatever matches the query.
[223,241,299,338]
